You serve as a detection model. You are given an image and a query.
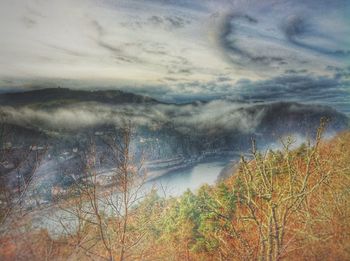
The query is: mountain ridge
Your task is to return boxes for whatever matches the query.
[0,87,159,108]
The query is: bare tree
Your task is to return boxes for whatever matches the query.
[0,112,47,232]
[58,124,151,260]
[234,119,331,261]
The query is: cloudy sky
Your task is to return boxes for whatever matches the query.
[0,0,349,110]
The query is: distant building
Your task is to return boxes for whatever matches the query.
[95,131,104,136]
[29,145,45,151]
[139,137,154,143]
[51,186,66,197]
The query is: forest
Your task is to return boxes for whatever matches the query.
[1,121,349,261]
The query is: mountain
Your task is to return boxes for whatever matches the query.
[0,87,158,109]
[0,88,349,157]
[0,87,349,204]
[0,88,349,153]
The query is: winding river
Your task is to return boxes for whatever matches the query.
[145,160,229,197]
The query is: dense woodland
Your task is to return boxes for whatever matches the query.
[1,122,350,261]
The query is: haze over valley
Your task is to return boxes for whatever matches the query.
[1,0,350,260]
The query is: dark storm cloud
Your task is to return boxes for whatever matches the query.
[217,0,350,74]
[231,74,350,113]
[219,13,267,65]
[283,15,306,41]
[219,12,290,65]
[282,15,350,58]
[137,72,349,114]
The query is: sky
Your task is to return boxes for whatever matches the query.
[0,0,349,110]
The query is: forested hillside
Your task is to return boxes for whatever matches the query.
[148,128,350,260]
[1,126,349,261]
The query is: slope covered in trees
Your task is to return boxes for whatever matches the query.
[149,128,350,260]
[1,126,350,260]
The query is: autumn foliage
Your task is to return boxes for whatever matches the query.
[1,128,350,260]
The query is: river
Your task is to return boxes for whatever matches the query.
[28,159,233,236]
[145,160,229,197]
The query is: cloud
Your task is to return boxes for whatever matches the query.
[0,0,217,85]
[218,10,302,71]
[90,19,145,64]
[283,15,306,41]
[216,0,350,76]
[1,98,347,144]
[0,101,265,134]
[133,73,349,116]
[0,0,349,109]
[148,15,191,29]
[219,13,272,65]
[282,15,350,58]
[230,74,350,114]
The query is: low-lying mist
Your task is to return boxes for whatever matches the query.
[1,100,347,136]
